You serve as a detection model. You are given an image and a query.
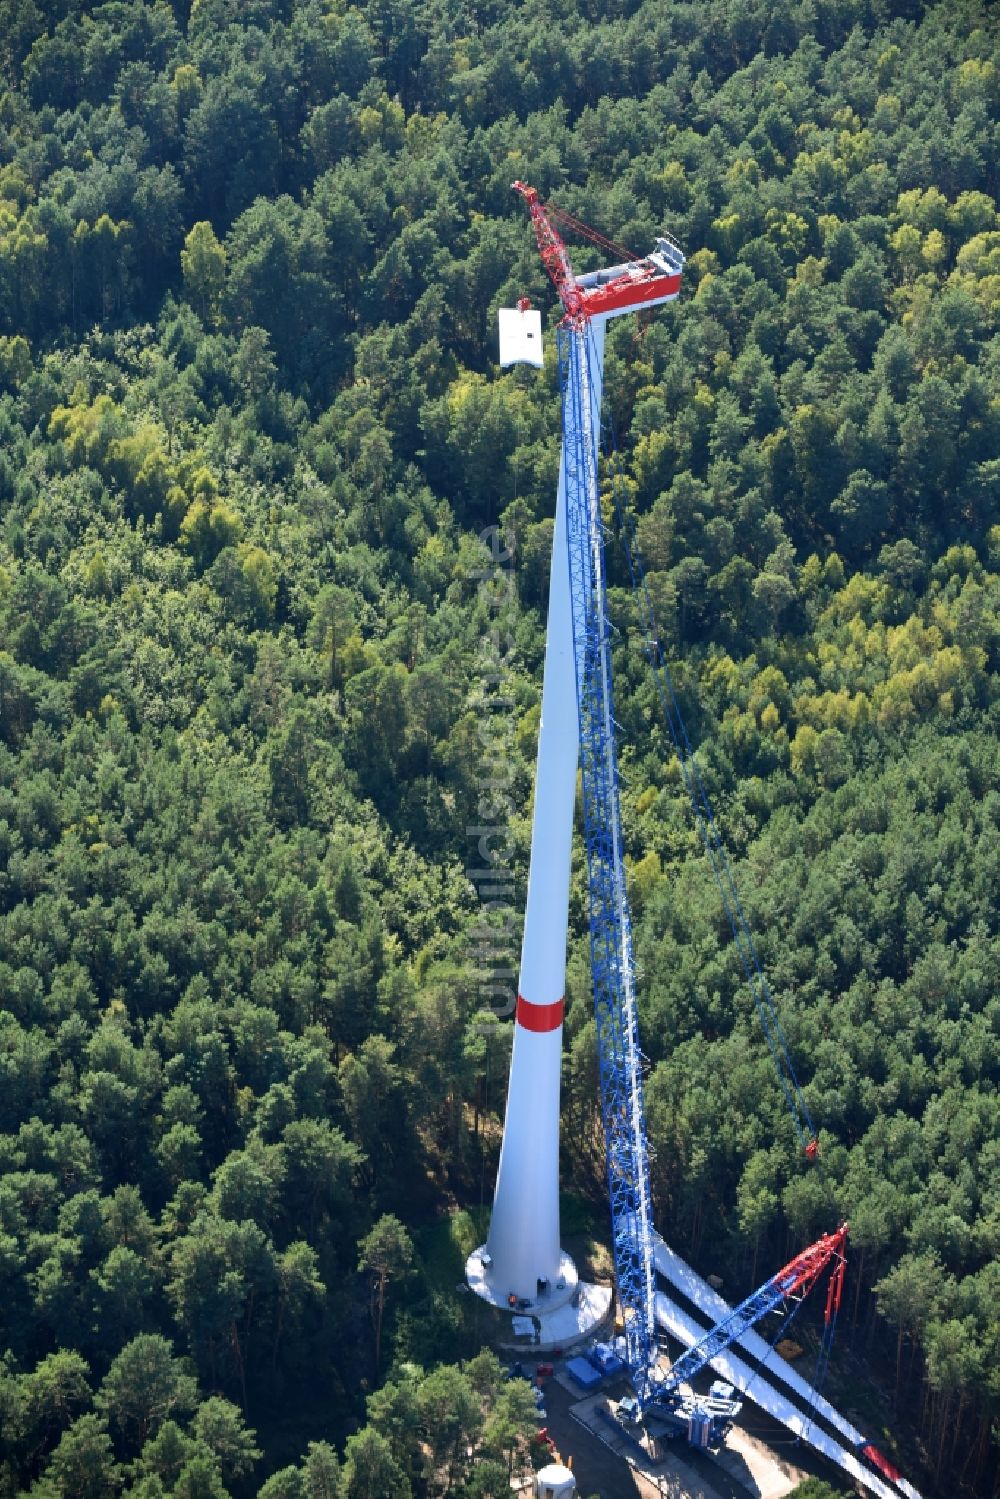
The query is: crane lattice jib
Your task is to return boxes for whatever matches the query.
[559,319,659,1403]
[513,180,586,321]
[656,1223,850,1403]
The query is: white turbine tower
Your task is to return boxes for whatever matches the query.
[466,197,684,1343]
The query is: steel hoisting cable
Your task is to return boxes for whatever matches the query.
[812,1299,840,1402]
[584,324,817,1153]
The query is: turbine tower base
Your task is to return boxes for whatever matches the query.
[466,1246,612,1352]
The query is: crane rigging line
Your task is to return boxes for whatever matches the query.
[544,199,637,264]
[583,323,818,1157]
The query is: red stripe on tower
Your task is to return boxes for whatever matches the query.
[515,994,565,1032]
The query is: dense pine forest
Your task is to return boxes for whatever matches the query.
[0,0,997,1494]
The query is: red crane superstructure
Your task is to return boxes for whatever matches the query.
[512,180,684,324]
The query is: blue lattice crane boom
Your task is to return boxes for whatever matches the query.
[560,312,660,1400]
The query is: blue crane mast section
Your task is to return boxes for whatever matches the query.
[558,311,849,1441]
[516,181,838,1419]
[560,319,659,1403]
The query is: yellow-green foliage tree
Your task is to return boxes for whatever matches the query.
[181,221,227,326]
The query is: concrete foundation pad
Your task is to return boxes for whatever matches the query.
[535,1280,613,1351]
[493,1282,612,1354]
[466,1245,580,1315]
[467,1245,613,1354]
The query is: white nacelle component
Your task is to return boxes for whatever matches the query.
[499,306,544,367]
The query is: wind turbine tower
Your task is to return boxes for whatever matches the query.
[466,186,684,1335]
